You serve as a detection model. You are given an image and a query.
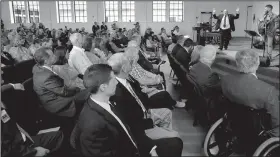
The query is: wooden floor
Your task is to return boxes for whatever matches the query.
[159,37,279,156]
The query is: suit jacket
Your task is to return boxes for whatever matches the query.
[213,13,239,31]
[32,64,78,117]
[92,25,100,34]
[110,81,155,156]
[1,108,37,157]
[73,99,139,157]
[171,44,184,56]
[101,25,108,31]
[174,46,191,70]
[188,62,221,96]
[221,73,279,137]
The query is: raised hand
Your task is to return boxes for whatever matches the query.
[236,7,240,12]
[213,8,216,13]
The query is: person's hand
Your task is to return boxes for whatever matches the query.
[150,149,158,156]
[236,7,239,13]
[141,86,157,93]
[34,147,50,157]
[213,8,216,14]
[10,83,25,91]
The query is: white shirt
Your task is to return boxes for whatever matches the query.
[90,95,138,149]
[42,65,58,75]
[220,15,230,30]
[68,46,92,75]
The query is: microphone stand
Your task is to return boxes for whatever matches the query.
[263,12,268,57]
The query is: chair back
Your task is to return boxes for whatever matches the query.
[1,65,16,84]
[14,59,36,83]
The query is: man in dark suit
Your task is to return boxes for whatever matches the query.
[221,49,279,137]
[92,22,100,37]
[171,35,185,56]
[72,64,144,157]
[175,38,194,70]
[1,83,64,157]
[213,7,240,50]
[32,47,86,117]
[101,21,108,32]
[108,53,183,156]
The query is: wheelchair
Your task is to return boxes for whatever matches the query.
[203,102,279,157]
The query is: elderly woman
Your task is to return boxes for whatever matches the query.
[171,26,181,36]
[28,38,41,56]
[8,34,33,63]
[125,47,185,108]
[41,38,53,49]
[82,36,106,64]
[51,46,85,89]
[91,37,107,59]
[159,28,172,45]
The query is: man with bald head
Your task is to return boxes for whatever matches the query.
[213,7,240,50]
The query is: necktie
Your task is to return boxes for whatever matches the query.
[223,15,227,28]
[126,81,148,118]
[16,123,34,143]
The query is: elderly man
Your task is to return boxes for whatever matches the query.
[188,45,220,95]
[221,49,279,137]
[171,35,185,56]
[33,47,87,117]
[108,53,183,156]
[68,33,92,75]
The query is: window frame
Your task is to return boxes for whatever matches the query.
[169,1,184,22]
[104,1,119,23]
[9,1,40,24]
[104,1,136,23]
[56,1,87,23]
[152,1,184,23]
[121,1,135,22]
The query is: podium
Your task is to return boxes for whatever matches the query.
[244,30,261,48]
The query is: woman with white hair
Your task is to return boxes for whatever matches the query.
[8,34,33,63]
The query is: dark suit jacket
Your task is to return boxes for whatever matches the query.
[32,65,79,117]
[101,25,108,31]
[92,25,100,34]
[174,46,191,70]
[137,51,154,72]
[213,13,239,31]
[73,99,139,157]
[171,44,184,56]
[1,109,37,157]
[188,62,221,96]
[110,81,155,156]
[221,73,279,137]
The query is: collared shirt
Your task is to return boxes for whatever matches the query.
[42,65,58,75]
[68,46,92,75]
[116,77,148,116]
[90,95,138,149]
[220,15,230,30]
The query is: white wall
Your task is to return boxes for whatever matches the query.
[1,1,278,37]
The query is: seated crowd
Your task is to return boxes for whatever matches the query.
[1,21,279,157]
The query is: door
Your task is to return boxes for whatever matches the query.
[246,6,253,37]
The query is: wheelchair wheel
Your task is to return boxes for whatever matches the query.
[253,137,280,157]
[203,117,235,157]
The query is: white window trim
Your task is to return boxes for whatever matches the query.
[104,1,135,23]
[152,1,184,23]
[56,1,87,23]
[9,1,40,24]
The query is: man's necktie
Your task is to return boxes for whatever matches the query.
[223,15,227,28]
[16,123,34,143]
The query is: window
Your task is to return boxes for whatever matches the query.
[104,1,118,22]
[169,1,183,22]
[153,1,166,22]
[56,1,87,23]
[74,1,87,22]
[10,1,40,23]
[57,1,73,23]
[28,1,40,23]
[121,1,135,22]
[11,1,27,23]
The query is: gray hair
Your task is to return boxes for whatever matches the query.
[107,53,131,75]
[177,35,185,45]
[235,49,260,73]
[69,33,82,46]
[199,45,217,65]
[124,47,139,64]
